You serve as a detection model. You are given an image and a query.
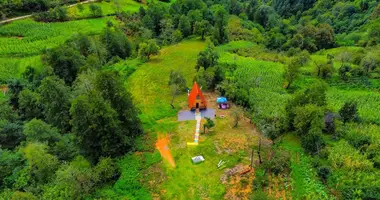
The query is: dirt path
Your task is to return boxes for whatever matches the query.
[0,0,96,24]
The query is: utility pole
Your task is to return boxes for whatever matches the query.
[258,137,262,164]
[250,149,254,169]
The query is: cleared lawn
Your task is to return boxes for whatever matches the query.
[68,0,144,19]
[127,39,264,199]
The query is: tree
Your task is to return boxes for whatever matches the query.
[159,18,175,45]
[254,5,278,29]
[70,91,126,162]
[273,0,317,18]
[46,45,85,85]
[293,104,324,135]
[287,81,328,128]
[195,66,217,90]
[194,20,210,40]
[52,133,79,161]
[301,130,325,154]
[360,55,376,74]
[18,89,43,120]
[258,117,284,144]
[38,76,71,132]
[0,149,23,189]
[195,41,219,71]
[315,24,335,50]
[339,101,359,123]
[94,71,143,140]
[178,15,191,37]
[317,166,331,182]
[168,70,186,109]
[0,122,24,149]
[42,156,94,199]
[231,109,240,128]
[339,64,351,80]
[320,62,334,79]
[187,9,202,30]
[203,117,215,133]
[77,4,84,12]
[22,66,37,84]
[23,142,59,183]
[0,99,18,122]
[33,6,70,22]
[211,5,229,44]
[142,2,168,36]
[68,33,92,57]
[138,40,160,62]
[101,27,132,60]
[23,119,61,146]
[262,150,290,175]
[7,79,24,109]
[92,157,118,186]
[89,4,102,18]
[368,21,380,45]
[284,58,301,89]
[8,191,38,200]
[171,29,183,43]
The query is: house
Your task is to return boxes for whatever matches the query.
[188,82,207,110]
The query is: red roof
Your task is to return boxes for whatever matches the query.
[188,82,207,109]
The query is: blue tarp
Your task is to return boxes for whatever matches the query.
[217,97,228,104]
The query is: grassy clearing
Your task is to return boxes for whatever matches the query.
[68,0,144,19]
[127,40,205,121]
[126,39,263,199]
[215,40,256,54]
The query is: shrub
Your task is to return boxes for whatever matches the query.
[339,101,359,123]
[317,166,331,182]
[293,104,324,135]
[301,130,326,154]
[262,150,290,175]
[89,4,103,18]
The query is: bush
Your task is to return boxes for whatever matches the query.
[262,150,290,175]
[301,130,326,154]
[33,6,70,22]
[317,166,331,181]
[339,101,359,123]
[89,4,103,18]
[293,104,324,135]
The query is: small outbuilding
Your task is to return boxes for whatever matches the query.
[188,82,207,110]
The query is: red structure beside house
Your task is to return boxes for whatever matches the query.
[188,82,207,110]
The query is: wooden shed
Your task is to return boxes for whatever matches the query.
[188,82,207,110]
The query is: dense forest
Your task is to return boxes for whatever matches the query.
[1,0,380,199]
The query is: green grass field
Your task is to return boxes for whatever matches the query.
[67,0,144,19]
[0,17,116,82]
[124,39,263,199]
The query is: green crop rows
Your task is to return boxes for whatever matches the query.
[327,87,380,124]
